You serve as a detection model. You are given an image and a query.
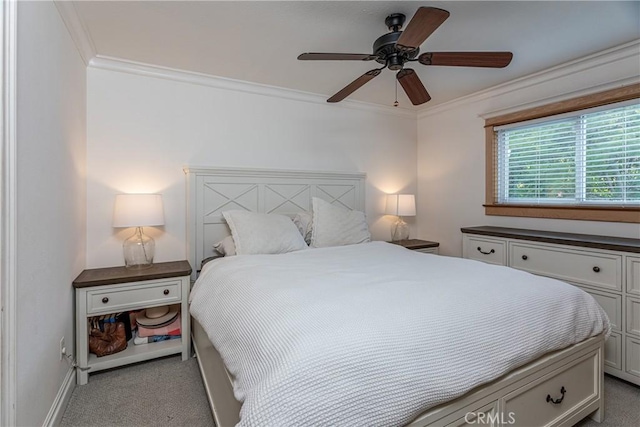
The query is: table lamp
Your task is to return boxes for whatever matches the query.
[113,194,165,269]
[385,194,416,241]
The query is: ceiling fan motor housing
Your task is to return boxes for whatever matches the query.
[373,14,419,70]
[385,13,406,32]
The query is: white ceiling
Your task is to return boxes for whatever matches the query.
[73,1,640,110]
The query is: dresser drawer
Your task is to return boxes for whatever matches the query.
[87,279,182,315]
[627,297,640,337]
[463,236,507,266]
[626,336,640,379]
[502,352,598,427]
[604,332,622,371]
[576,287,621,332]
[510,243,622,291]
[627,256,640,296]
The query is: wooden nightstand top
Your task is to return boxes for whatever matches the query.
[389,239,439,250]
[73,260,192,288]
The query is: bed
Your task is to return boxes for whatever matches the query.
[184,166,608,427]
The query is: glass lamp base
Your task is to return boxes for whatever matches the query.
[123,227,155,269]
[391,217,410,241]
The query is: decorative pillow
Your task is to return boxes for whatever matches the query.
[213,235,236,256]
[222,210,308,255]
[310,197,371,248]
[293,211,313,245]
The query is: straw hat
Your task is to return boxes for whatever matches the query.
[136,305,178,327]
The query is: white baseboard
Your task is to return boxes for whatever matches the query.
[43,367,76,427]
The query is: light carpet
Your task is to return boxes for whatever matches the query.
[575,374,639,427]
[60,356,213,427]
[61,355,639,427]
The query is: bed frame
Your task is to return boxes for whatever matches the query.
[184,166,605,427]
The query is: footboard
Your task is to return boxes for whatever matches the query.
[192,317,604,427]
[409,335,604,427]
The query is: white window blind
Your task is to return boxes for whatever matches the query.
[496,100,640,206]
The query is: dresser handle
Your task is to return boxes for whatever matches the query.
[546,386,566,404]
[522,255,528,260]
[163,289,170,295]
[593,266,600,273]
[477,247,495,255]
[102,297,109,304]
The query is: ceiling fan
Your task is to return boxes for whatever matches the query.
[297,7,513,106]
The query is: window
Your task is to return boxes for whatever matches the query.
[497,101,639,205]
[484,84,640,223]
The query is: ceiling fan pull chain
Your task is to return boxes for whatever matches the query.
[394,80,399,107]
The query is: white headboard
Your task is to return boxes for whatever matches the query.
[184,166,366,279]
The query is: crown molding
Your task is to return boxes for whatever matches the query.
[54,0,96,65]
[417,39,640,120]
[88,55,417,119]
[52,0,413,118]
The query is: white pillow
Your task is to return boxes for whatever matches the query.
[222,210,308,255]
[213,235,236,256]
[293,211,313,245]
[310,197,371,248]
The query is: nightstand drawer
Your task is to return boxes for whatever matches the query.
[87,279,182,315]
[415,248,438,255]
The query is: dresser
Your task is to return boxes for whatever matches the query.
[461,226,640,386]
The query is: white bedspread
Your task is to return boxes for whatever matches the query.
[189,241,610,427]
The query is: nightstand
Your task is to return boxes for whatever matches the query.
[73,260,192,385]
[389,239,440,254]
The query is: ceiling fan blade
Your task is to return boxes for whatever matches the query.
[397,69,431,105]
[419,52,513,68]
[396,7,450,51]
[327,69,382,103]
[298,53,377,61]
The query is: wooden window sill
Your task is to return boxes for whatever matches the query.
[484,204,640,223]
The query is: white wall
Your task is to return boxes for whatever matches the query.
[86,68,417,268]
[16,1,86,425]
[417,44,640,257]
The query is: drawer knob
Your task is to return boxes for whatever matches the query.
[546,386,566,405]
[593,266,600,273]
[522,255,528,260]
[163,289,170,295]
[477,247,495,255]
[101,297,109,304]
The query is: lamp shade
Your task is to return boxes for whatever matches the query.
[385,194,416,216]
[113,194,165,228]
